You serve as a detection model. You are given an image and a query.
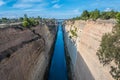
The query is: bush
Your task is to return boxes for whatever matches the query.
[22,21,29,27]
[70,27,77,37]
[80,10,90,20]
[22,14,39,28]
[97,17,120,80]
[97,33,115,65]
[72,9,118,20]
[116,13,120,23]
[90,9,100,20]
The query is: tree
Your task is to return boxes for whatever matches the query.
[2,18,8,23]
[29,18,36,26]
[100,10,118,20]
[108,10,117,19]
[90,9,100,20]
[19,17,23,22]
[100,12,110,20]
[22,14,30,27]
[37,16,42,20]
[80,10,90,20]
[24,14,28,21]
[30,18,39,26]
[22,14,39,27]
[116,12,120,23]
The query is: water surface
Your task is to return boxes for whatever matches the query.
[48,23,68,80]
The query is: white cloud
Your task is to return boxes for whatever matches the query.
[21,0,43,3]
[104,8,112,12]
[12,0,44,9]
[13,3,32,8]
[40,10,81,19]
[0,0,5,6]
[53,4,62,8]
[24,8,44,12]
[51,0,59,3]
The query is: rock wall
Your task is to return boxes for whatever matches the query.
[0,24,57,80]
[63,19,116,80]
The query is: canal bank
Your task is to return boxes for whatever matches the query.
[63,20,115,80]
[0,22,57,80]
[48,22,68,80]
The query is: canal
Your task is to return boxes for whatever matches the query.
[48,22,68,80]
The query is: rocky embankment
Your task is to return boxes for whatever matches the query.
[0,23,57,80]
[63,19,116,80]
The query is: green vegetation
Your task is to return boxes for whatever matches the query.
[22,14,39,27]
[80,10,90,20]
[0,16,56,33]
[97,12,120,80]
[116,13,120,23]
[90,9,100,20]
[0,18,20,24]
[70,27,77,38]
[22,21,29,27]
[72,10,120,80]
[72,9,118,20]
[100,10,118,20]
[0,14,56,29]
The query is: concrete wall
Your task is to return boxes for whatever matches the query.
[0,24,57,80]
[63,19,116,80]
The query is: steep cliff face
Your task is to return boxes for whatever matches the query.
[64,19,116,80]
[0,24,57,80]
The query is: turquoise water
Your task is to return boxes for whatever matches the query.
[48,23,68,80]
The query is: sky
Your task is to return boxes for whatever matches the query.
[0,0,120,19]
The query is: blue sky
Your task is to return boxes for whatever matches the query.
[0,0,120,19]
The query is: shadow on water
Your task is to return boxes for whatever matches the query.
[48,22,68,80]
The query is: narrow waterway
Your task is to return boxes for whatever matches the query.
[48,22,68,80]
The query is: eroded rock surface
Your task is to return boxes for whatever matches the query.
[0,23,57,80]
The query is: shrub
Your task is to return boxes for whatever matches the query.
[97,17,120,80]
[70,27,77,37]
[116,13,120,23]
[90,9,100,20]
[80,10,90,20]
[22,14,39,28]
[22,20,29,27]
[72,9,118,20]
